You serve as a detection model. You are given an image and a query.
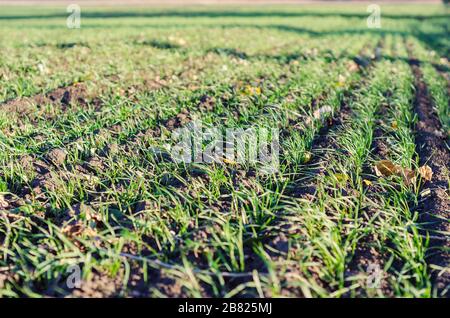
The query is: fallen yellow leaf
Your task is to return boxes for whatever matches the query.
[338,74,346,87]
[334,173,349,183]
[243,85,261,96]
[363,179,372,186]
[303,152,312,163]
[223,158,237,165]
[391,121,398,129]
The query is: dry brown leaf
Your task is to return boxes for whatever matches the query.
[418,165,433,181]
[374,160,419,185]
[374,160,398,177]
[398,167,416,185]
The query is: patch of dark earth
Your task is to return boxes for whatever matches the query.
[1,83,96,120]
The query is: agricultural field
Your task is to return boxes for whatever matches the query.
[0,3,449,298]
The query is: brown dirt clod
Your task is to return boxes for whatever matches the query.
[46,148,67,166]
